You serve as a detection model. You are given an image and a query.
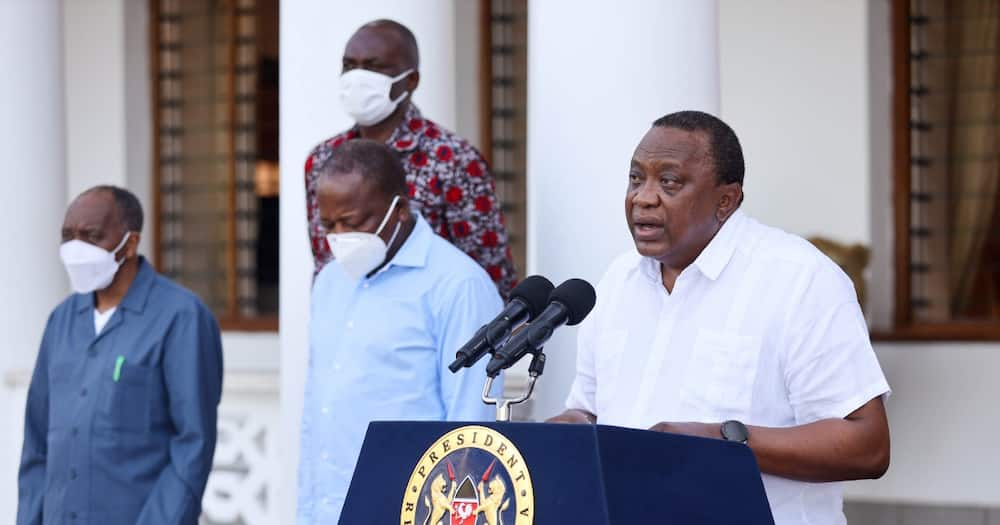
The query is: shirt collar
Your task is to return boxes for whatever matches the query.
[636,207,747,283]
[74,256,156,313]
[379,213,432,272]
[344,104,424,153]
[379,104,424,154]
[689,207,746,281]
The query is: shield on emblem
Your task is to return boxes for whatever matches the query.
[450,476,479,525]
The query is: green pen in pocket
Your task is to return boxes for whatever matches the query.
[113,355,125,382]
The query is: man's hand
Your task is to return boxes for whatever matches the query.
[546,409,596,424]
[648,421,721,440]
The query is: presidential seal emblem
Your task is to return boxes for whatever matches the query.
[400,425,534,525]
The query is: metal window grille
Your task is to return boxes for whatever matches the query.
[905,0,1000,322]
[485,0,528,277]
[154,0,260,320]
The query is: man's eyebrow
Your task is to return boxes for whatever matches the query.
[325,211,360,223]
[633,152,683,167]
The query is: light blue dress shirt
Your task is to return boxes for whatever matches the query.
[297,215,503,524]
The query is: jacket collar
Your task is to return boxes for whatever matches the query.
[73,256,156,314]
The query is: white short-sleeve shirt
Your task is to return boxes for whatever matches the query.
[566,209,890,525]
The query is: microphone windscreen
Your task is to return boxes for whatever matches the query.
[509,275,555,319]
[549,278,597,326]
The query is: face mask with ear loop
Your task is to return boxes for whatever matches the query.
[59,232,132,294]
[339,68,414,126]
[325,195,403,281]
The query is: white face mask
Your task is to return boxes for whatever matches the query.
[326,195,403,281]
[60,232,131,294]
[339,68,413,126]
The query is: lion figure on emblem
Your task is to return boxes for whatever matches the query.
[423,472,456,525]
[477,475,510,525]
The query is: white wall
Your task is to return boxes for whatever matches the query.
[123,0,153,258]
[63,0,127,201]
[453,0,481,149]
[867,0,895,329]
[279,2,460,522]
[63,0,153,256]
[525,0,721,421]
[719,0,871,246]
[847,343,1000,507]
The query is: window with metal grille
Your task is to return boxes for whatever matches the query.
[152,0,279,330]
[482,0,528,277]
[893,0,1000,338]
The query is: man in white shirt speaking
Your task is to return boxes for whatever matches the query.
[548,111,890,525]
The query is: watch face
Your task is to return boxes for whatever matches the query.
[721,420,749,443]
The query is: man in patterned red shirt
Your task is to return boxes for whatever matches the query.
[305,19,516,296]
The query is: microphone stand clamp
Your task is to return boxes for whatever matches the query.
[481,349,547,422]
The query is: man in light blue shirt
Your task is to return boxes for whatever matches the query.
[297,139,502,523]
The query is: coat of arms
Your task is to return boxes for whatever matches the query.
[401,426,532,525]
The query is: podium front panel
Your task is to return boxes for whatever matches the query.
[339,421,774,524]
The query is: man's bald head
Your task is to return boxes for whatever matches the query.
[79,185,144,232]
[62,185,143,259]
[350,19,419,71]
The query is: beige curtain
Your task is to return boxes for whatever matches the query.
[157,0,258,318]
[947,0,1000,314]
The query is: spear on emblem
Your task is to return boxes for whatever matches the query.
[445,461,459,502]
[481,459,496,483]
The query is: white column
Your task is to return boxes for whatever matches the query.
[525,0,720,420]
[279,2,457,522]
[0,0,68,520]
[62,0,154,256]
[63,0,127,199]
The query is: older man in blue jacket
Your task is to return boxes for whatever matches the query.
[17,186,223,525]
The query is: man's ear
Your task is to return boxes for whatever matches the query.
[125,232,141,259]
[406,70,420,94]
[716,183,742,222]
[397,196,413,222]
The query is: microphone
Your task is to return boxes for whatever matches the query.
[485,278,596,377]
[448,275,554,372]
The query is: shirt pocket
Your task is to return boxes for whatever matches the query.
[97,362,157,433]
[594,329,628,415]
[679,328,762,422]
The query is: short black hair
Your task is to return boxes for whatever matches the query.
[84,185,144,232]
[652,110,745,186]
[318,139,408,198]
[362,19,420,69]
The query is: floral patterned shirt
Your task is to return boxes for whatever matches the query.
[304,104,517,297]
